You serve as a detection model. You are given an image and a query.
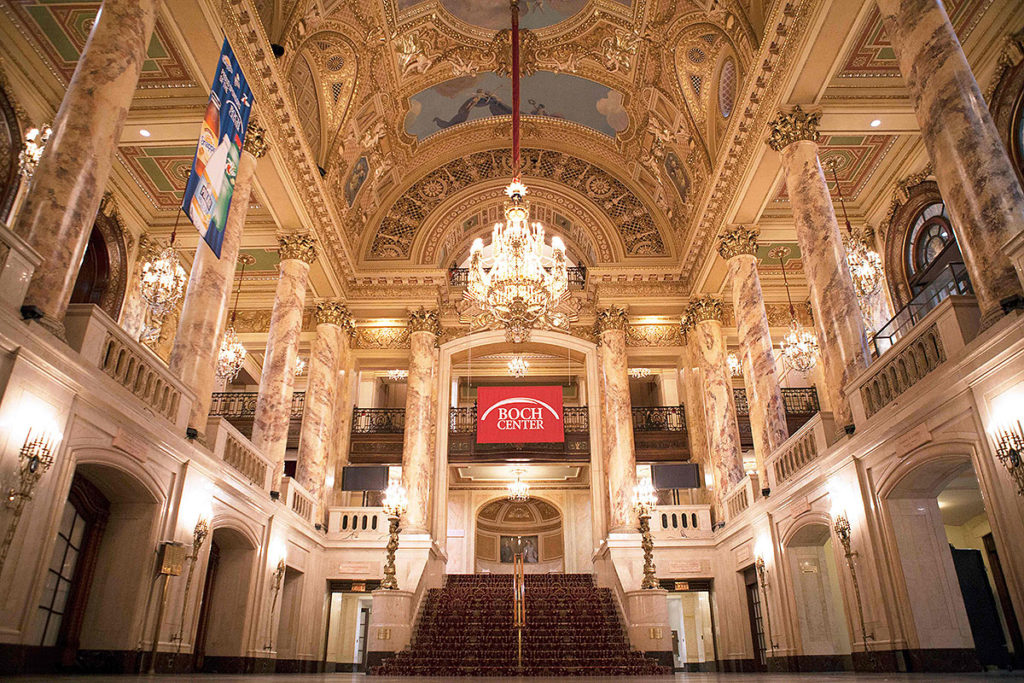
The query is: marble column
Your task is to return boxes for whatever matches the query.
[596,306,637,533]
[14,0,157,332]
[326,330,356,507]
[251,234,317,489]
[296,301,353,507]
[169,124,268,435]
[877,0,1024,325]
[686,297,744,518]
[767,107,870,428]
[679,336,710,505]
[400,308,439,534]
[719,226,789,483]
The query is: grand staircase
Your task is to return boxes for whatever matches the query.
[373,574,672,677]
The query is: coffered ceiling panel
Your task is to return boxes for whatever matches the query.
[774,134,896,203]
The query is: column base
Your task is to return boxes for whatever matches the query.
[624,588,672,654]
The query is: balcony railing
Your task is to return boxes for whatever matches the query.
[652,505,713,540]
[352,407,407,433]
[871,262,973,357]
[631,406,686,432]
[734,387,820,449]
[447,265,587,290]
[209,391,305,419]
[448,406,590,434]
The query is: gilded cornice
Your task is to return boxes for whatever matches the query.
[765,105,821,152]
[594,306,629,334]
[718,225,759,260]
[686,296,723,324]
[408,307,441,336]
[278,233,318,264]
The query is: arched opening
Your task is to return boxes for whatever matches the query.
[193,526,257,671]
[70,226,112,308]
[275,565,305,662]
[884,458,1019,669]
[784,522,851,662]
[31,463,161,667]
[474,497,563,574]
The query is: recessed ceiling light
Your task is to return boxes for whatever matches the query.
[139,128,151,137]
[869,119,881,128]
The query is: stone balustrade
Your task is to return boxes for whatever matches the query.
[64,303,193,430]
[0,223,42,316]
[651,505,713,540]
[206,416,272,490]
[280,476,316,522]
[724,473,760,522]
[848,295,981,424]
[327,506,389,542]
[765,411,838,488]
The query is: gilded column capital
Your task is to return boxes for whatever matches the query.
[686,296,724,324]
[243,120,268,158]
[594,306,629,334]
[408,307,440,336]
[277,233,317,264]
[766,105,821,152]
[718,225,759,260]
[314,300,355,336]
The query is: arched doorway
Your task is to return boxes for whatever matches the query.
[193,526,257,671]
[474,498,563,574]
[69,206,128,321]
[784,522,851,663]
[883,457,1018,669]
[70,226,112,307]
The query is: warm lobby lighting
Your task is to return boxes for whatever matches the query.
[507,468,531,503]
[870,119,882,127]
[293,356,307,376]
[507,355,529,378]
[726,352,743,378]
[628,367,651,379]
[633,478,658,589]
[139,128,151,137]
[988,384,1024,494]
[18,124,51,179]
[216,254,253,382]
[770,246,818,373]
[381,482,408,590]
[387,368,409,382]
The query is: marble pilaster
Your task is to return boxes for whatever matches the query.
[296,301,352,507]
[720,226,789,483]
[596,306,638,533]
[326,330,356,507]
[686,297,744,518]
[401,308,440,534]
[251,234,317,489]
[767,107,870,428]
[679,330,710,504]
[14,0,157,332]
[877,0,1024,325]
[169,126,267,435]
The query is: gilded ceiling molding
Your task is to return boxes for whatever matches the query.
[278,233,318,263]
[354,325,411,349]
[717,224,758,260]
[686,295,723,323]
[765,105,821,152]
[627,323,684,347]
[243,120,269,158]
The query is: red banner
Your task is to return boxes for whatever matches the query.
[476,386,564,443]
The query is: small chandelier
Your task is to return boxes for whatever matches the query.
[18,124,52,179]
[827,160,883,299]
[216,254,253,382]
[628,367,651,379]
[294,356,307,376]
[507,355,529,378]
[771,246,818,373]
[507,468,530,503]
[387,369,409,382]
[726,353,743,378]
[140,244,187,319]
[464,2,569,344]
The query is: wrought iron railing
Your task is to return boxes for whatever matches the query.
[447,265,587,290]
[733,387,819,417]
[351,408,406,434]
[631,405,687,432]
[448,406,589,434]
[209,391,305,419]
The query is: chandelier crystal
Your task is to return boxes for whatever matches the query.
[216,254,254,382]
[387,369,409,382]
[770,246,818,374]
[294,356,307,376]
[18,124,52,179]
[507,355,529,378]
[726,353,743,378]
[628,367,651,379]
[139,245,187,319]
[827,160,883,298]
[507,468,530,503]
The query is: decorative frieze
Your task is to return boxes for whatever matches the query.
[718,225,759,260]
[243,120,268,158]
[686,296,724,324]
[766,105,821,152]
[278,233,318,264]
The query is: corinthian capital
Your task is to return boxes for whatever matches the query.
[243,120,268,158]
[718,225,759,260]
[278,233,318,264]
[686,296,723,324]
[594,306,629,334]
[766,105,821,152]
[315,300,355,335]
[408,307,440,336]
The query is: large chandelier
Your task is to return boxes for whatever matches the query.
[216,254,254,382]
[140,244,187,319]
[726,353,743,378]
[507,468,530,503]
[827,160,883,299]
[507,355,529,378]
[387,369,409,382]
[770,246,818,374]
[18,124,52,179]
[464,1,569,344]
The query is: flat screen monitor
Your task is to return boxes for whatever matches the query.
[340,466,388,492]
[652,463,700,489]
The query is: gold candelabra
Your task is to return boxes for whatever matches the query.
[832,512,874,654]
[381,482,408,590]
[0,426,61,577]
[172,517,209,652]
[992,420,1024,494]
[754,556,778,661]
[634,479,659,589]
[263,558,286,650]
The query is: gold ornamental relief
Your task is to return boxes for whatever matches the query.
[243,120,269,158]
[278,233,318,264]
[686,296,723,324]
[314,300,355,335]
[408,307,441,336]
[766,105,820,152]
[718,225,759,260]
[594,306,629,334]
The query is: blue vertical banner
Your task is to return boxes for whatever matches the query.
[182,39,253,258]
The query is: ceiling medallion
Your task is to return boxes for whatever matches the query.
[464,0,570,344]
[507,468,530,503]
[770,246,818,374]
[507,355,529,378]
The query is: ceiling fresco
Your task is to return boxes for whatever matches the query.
[405,71,628,141]
[774,135,896,203]
[117,145,196,211]
[395,0,628,31]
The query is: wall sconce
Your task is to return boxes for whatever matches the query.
[754,540,778,661]
[633,478,658,589]
[381,482,408,590]
[0,421,62,576]
[172,515,210,652]
[263,555,287,651]
[991,419,1024,495]
[831,506,875,654]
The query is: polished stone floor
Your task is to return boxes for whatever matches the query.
[13,674,1024,682]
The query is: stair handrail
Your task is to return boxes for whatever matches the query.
[513,551,525,671]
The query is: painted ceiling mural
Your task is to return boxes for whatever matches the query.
[774,134,896,203]
[405,71,629,141]
[395,0,628,30]
[117,145,195,211]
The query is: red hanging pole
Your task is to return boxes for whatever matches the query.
[511,0,521,180]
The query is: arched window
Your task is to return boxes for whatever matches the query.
[718,56,736,119]
[905,202,953,276]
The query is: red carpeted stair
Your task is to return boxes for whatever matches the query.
[373,573,672,677]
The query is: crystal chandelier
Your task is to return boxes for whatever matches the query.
[628,367,651,379]
[464,1,569,344]
[140,244,187,319]
[216,254,253,382]
[727,352,743,378]
[18,124,52,179]
[507,468,530,503]
[770,246,818,373]
[294,357,307,376]
[827,160,883,299]
[387,369,409,382]
[507,355,529,378]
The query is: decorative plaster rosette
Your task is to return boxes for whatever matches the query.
[243,120,268,158]
[686,296,723,324]
[718,225,759,260]
[766,105,821,152]
[408,307,441,336]
[278,233,318,263]
[594,306,629,334]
